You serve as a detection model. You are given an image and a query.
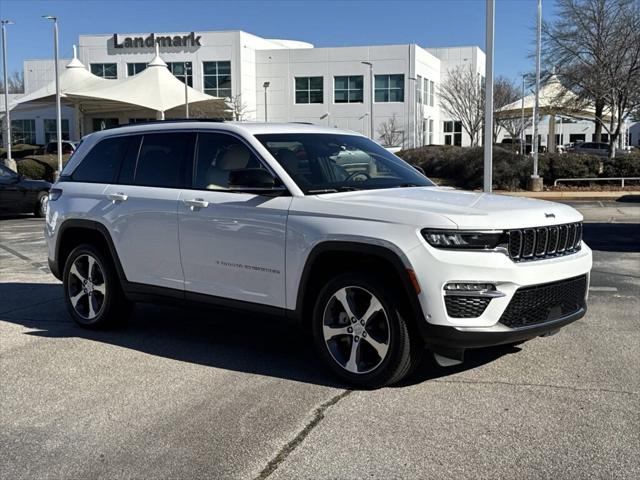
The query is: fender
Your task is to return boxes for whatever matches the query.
[292,240,426,325]
[52,218,127,282]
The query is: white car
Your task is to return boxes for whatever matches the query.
[45,121,592,387]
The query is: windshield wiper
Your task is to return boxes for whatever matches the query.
[336,186,362,191]
[308,188,339,194]
[398,183,419,187]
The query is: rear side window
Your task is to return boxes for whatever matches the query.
[72,136,129,183]
[125,133,193,188]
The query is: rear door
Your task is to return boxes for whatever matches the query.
[0,165,22,212]
[177,132,290,308]
[103,131,194,291]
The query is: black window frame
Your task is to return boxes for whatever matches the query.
[90,63,118,79]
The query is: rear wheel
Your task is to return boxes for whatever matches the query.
[34,192,48,217]
[63,244,131,329]
[312,272,423,388]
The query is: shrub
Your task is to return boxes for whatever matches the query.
[603,153,640,177]
[538,153,601,183]
[16,154,71,181]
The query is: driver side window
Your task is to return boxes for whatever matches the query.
[194,133,264,190]
[0,165,17,182]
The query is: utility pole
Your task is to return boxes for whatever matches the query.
[530,0,543,191]
[184,62,190,118]
[1,19,15,171]
[483,0,495,193]
[361,62,374,140]
[263,81,269,122]
[43,15,62,181]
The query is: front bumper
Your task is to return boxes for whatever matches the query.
[421,307,586,350]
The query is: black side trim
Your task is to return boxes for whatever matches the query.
[122,281,288,318]
[423,307,586,350]
[54,219,127,282]
[292,241,424,325]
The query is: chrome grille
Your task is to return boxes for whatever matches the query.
[506,222,582,262]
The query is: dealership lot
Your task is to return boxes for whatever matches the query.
[1,200,639,479]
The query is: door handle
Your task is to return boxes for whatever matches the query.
[107,192,128,202]
[183,198,210,209]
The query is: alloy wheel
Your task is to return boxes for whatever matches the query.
[322,286,390,374]
[67,254,107,320]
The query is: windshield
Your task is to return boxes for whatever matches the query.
[255,133,434,194]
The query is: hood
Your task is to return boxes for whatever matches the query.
[313,187,583,230]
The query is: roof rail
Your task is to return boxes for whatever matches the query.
[113,118,227,129]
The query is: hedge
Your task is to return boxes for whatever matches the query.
[16,154,71,182]
[397,146,639,190]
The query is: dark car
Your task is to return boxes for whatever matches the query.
[567,142,610,157]
[0,164,51,217]
[43,140,77,155]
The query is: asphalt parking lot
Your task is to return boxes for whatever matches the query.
[1,200,639,479]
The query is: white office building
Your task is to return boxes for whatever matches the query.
[3,29,635,149]
[2,29,489,148]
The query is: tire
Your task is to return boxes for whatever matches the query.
[62,244,132,329]
[312,272,423,388]
[34,191,48,218]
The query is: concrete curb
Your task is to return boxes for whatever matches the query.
[494,191,640,200]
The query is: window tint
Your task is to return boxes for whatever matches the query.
[132,133,193,188]
[72,136,130,183]
[194,133,264,190]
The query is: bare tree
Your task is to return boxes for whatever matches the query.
[225,94,252,121]
[543,0,640,156]
[493,76,520,143]
[438,65,484,146]
[0,70,24,93]
[377,113,404,147]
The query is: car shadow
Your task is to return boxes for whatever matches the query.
[0,282,518,389]
[583,223,640,253]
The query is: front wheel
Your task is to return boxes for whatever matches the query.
[312,272,423,388]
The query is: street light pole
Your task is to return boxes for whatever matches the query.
[483,0,495,193]
[1,19,15,171]
[43,15,62,181]
[184,62,189,119]
[361,61,374,139]
[262,81,270,122]
[521,74,526,156]
[530,0,543,191]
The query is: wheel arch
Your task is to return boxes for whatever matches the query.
[293,241,425,330]
[53,219,126,282]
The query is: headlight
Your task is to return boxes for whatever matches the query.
[421,229,505,249]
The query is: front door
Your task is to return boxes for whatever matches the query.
[177,132,290,308]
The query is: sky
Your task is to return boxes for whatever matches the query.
[0,0,558,82]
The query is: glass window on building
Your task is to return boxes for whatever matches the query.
[591,133,609,142]
[127,63,147,76]
[569,134,586,143]
[128,118,154,124]
[334,76,363,103]
[295,77,324,104]
[167,62,193,87]
[11,119,36,145]
[92,118,119,132]
[443,121,462,146]
[416,75,422,104]
[90,63,118,79]
[429,80,435,106]
[44,119,70,143]
[374,74,404,102]
[423,78,429,105]
[202,61,232,98]
[428,119,434,144]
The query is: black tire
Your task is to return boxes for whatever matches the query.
[312,272,423,388]
[62,244,132,329]
[34,191,48,218]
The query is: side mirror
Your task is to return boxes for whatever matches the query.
[228,168,286,192]
[411,164,426,176]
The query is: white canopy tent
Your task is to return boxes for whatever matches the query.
[14,45,224,139]
[496,75,610,152]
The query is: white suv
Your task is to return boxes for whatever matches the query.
[45,121,592,387]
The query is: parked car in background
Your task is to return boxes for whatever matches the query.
[566,142,610,157]
[0,164,51,217]
[43,141,78,155]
